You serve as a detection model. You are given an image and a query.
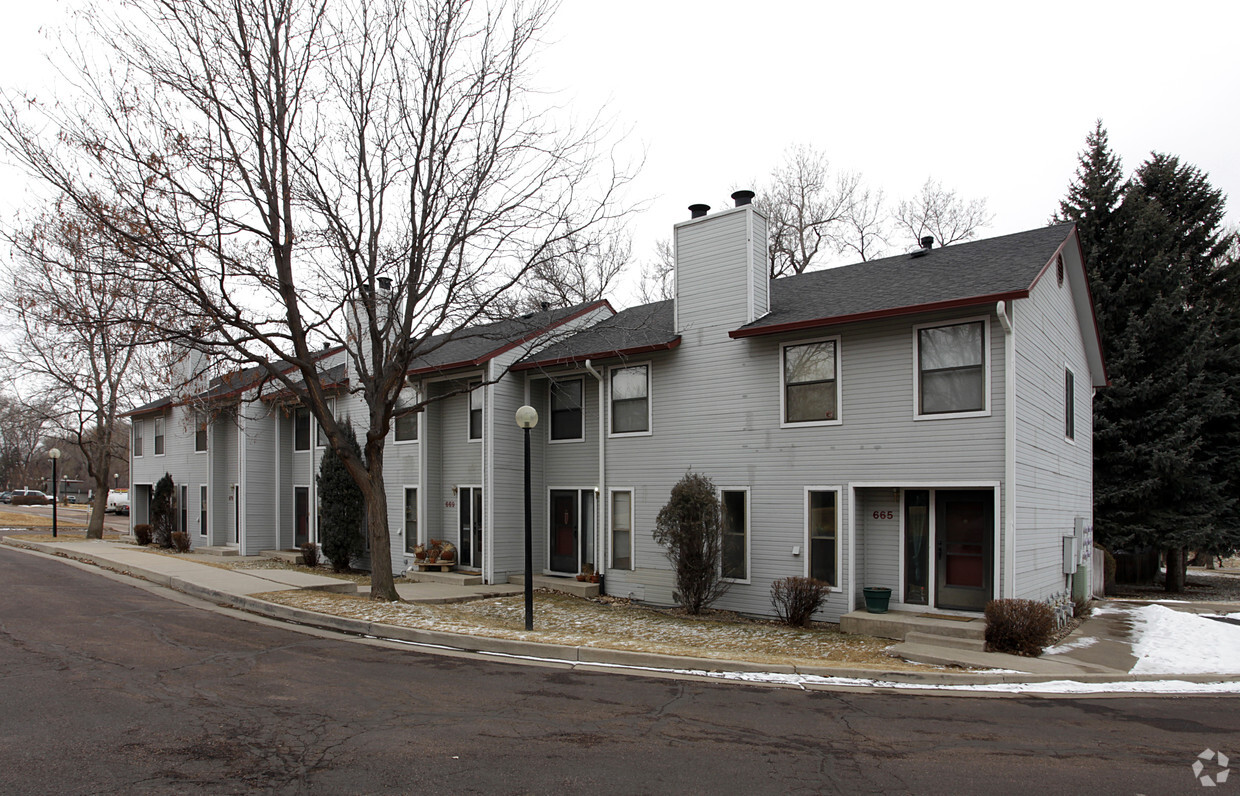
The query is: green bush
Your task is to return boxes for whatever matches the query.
[652,471,728,614]
[133,524,152,545]
[770,576,830,627]
[151,473,176,549]
[984,599,1055,656]
[318,422,365,572]
[300,542,320,568]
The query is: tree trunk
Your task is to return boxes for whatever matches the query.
[362,450,399,602]
[1164,546,1187,592]
[87,491,107,539]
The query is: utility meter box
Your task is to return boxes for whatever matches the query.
[1062,536,1079,575]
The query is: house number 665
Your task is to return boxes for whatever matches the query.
[872,510,894,520]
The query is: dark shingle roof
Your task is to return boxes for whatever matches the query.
[732,223,1076,337]
[513,300,677,370]
[407,300,610,375]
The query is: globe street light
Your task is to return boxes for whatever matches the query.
[515,405,538,631]
[48,448,61,539]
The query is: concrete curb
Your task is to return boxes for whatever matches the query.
[6,536,1240,690]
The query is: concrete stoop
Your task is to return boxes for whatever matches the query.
[196,546,240,557]
[404,570,483,586]
[840,609,986,643]
[260,549,303,565]
[507,574,599,599]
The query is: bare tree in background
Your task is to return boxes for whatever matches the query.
[0,394,52,490]
[0,199,163,537]
[893,178,993,249]
[0,0,632,598]
[636,237,674,303]
[516,225,632,310]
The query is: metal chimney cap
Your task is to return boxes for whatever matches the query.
[731,190,755,207]
[921,235,935,249]
[688,203,710,219]
[377,276,392,291]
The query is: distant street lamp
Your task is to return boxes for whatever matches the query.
[515,405,539,631]
[48,448,61,539]
[114,473,119,489]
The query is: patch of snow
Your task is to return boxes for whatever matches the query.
[1130,604,1240,674]
[1044,635,1099,654]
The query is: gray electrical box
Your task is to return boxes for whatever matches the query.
[1062,536,1079,574]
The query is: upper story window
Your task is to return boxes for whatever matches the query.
[915,319,988,417]
[133,420,144,457]
[610,364,650,435]
[294,407,310,451]
[153,416,166,455]
[395,386,419,443]
[550,378,584,442]
[468,382,483,441]
[194,413,208,452]
[782,338,840,425]
[1064,367,1075,441]
[316,399,336,447]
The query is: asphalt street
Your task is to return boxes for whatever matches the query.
[1,545,1235,795]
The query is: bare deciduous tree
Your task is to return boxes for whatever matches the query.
[0,200,163,537]
[0,0,632,597]
[515,225,632,311]
[0,394,52,490]
[636,237,674,303]
[893,178,994,249]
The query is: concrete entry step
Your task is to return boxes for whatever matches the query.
[196,546,240,557]
[260,549,304,565]
[404,570,483,586]
[903,631,986,652]
[840,609,985,642]
[507,574,599,599]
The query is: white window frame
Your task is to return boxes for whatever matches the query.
[153,415,166,456]
[293,407,311,453]
[402,486,420,553]
[133,420,144,458]
[779,335,843,428]
[549,377,586,444]
[194,412,208,453]
[467,380,483,443]
[718,486,750,584]
[608,487,634,571]
[803,486,842,591]
[199,484,208,537]
[608,362,652,438]
[1064,364,1076,444]
[912,316,991,420]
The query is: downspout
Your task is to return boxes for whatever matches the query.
[238,407,247,555]
[997,300,1015,599]
[274,406,281,550]
[585,359,605,575]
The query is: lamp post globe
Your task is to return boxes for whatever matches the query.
[515,405,538,630]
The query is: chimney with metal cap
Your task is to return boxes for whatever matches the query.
[688,203,710,219]
[731,189,755,207]
[921,235,935,249]
[377,276,392,292]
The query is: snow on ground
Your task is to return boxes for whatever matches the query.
[1130,604,1240,675]
[1044,635,1099,654]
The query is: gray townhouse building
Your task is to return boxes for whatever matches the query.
[126,194,1105,622]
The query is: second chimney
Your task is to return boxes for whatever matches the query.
[731,189,755,207]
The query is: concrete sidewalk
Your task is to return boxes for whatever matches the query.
[3,535,1233,688]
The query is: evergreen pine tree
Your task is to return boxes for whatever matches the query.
[318,423,366,573]
[151,472,176,549]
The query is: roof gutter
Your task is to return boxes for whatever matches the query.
[511,338,682,373]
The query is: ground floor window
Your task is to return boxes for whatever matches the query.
[179,485,187,536]
[404,488,418,554]
[721,490,748,581]
[199,485,208,537]
[610,490,632,570]
[807,490,837,586]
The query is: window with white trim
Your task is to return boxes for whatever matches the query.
[403,488,418,554]
[395,386,419,443]
[133,420,144,457]
[610,489,632,570]
[294,407,310,451]
[610,365,649,435]
[782,338,840,424]
[550,378,584,441]
[153,416,166,455]
[721,489,748,581]
[316,399,336,447]
[194,413,208,452]
[807,490,838,587]
[916,320,987,416]
[468,382,483,441]
[1064,367,1075,441]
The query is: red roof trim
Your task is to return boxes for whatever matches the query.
[727,292,1030,339]
[406,300,613,376]
[511,338,682,372]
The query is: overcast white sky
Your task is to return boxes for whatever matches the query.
[2,0,1237,305]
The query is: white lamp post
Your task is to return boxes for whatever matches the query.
[48,448,61,538]
[515,405,539,630]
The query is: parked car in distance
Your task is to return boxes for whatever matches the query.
[10,489,54,505]
[0,491,12,504]
[106,489,130,515]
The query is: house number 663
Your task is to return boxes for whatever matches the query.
[872,510,894,520]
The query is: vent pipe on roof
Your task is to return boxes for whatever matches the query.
[731,190,755,207]
[689,203,710,219]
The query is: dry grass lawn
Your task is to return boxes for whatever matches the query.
[255,588,925,670]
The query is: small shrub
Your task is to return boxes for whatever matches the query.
[151,473,176,548]
[984,598,1055,657]
[652,471,729,614]
[770,576,830,627]
[1072,595,1093,619]
[318,423,365,572]
[133,524,153,545]
[170,531,192,553]
[300,542,320,568]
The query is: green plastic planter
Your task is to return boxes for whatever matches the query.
[863,587,892,613]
